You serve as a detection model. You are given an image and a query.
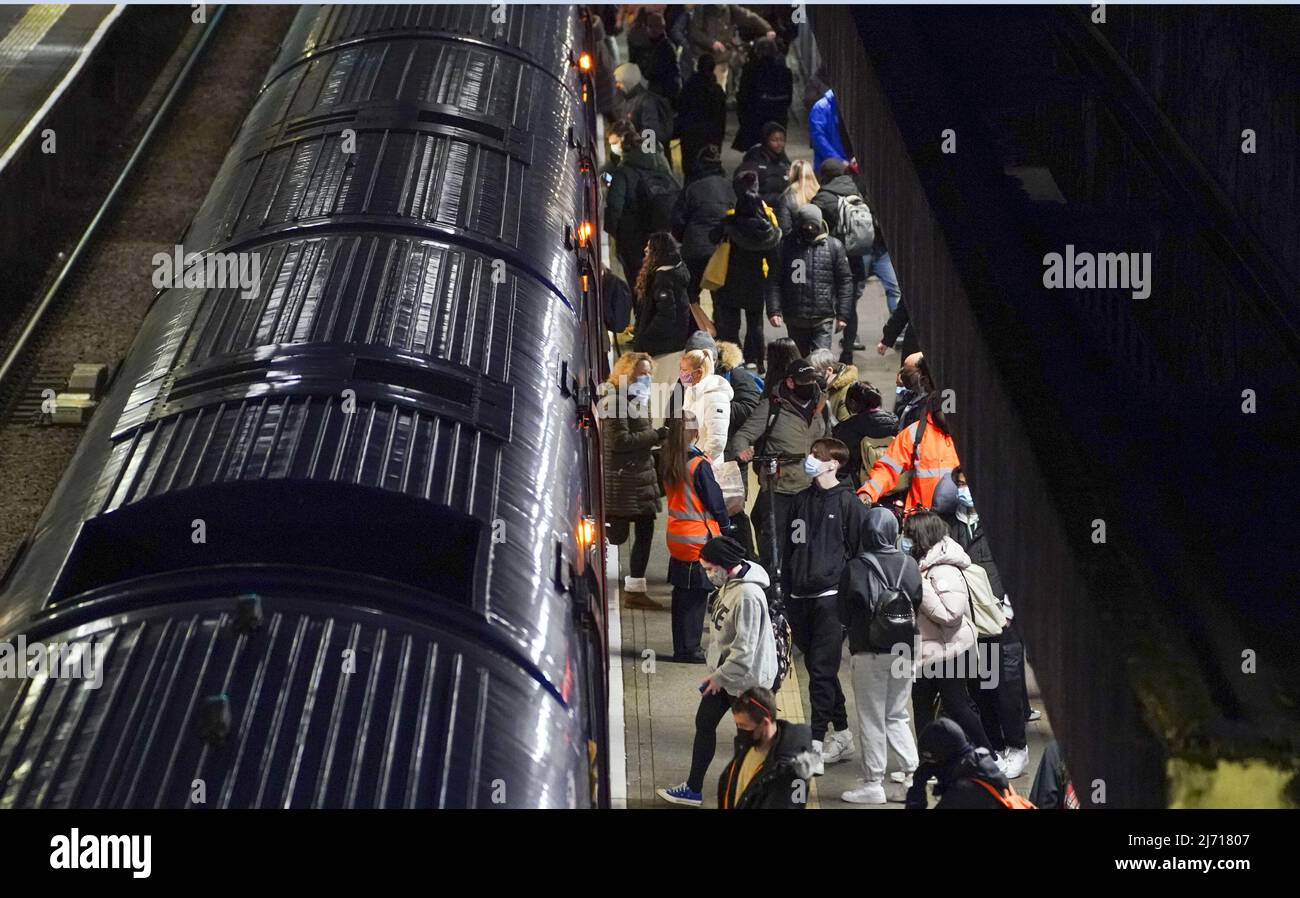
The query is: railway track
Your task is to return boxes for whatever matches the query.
[0,4,297,575]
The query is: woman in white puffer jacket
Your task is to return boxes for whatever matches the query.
[903,511,994,754]
[679,345,733,467]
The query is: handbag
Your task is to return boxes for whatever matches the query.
[960,563,1007,638]
[700,239,731,292]
[689,302,716,337]
[714,459,746,516]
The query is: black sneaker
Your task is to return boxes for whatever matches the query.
[852,341,867,351]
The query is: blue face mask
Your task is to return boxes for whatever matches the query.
[635,374,651,388]
[956,486,974,509]
[803,455,826,477]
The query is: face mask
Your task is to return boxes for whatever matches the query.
[706,566,729,588]
[793,383,818,402]
[635,374,651,388]
[679,372,694,385]
[803,454,825,477]
[609,142,623,157]
[956,486,974,508]
[735,727,757,749]
[900,537,914,556]
[799,223,819,241]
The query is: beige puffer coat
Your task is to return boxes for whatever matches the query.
[917,536,978,664]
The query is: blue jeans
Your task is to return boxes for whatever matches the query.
[867,249,902,313]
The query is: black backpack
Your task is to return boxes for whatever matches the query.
[637,167,682,232]
[862,554,915,652]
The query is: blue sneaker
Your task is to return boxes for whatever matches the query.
[656,782,703,807]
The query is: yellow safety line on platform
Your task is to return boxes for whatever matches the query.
[775,660,820,809]
[0,5,71,90]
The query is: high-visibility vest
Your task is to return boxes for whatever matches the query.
[857,413,961,510]
[666,454,722,561]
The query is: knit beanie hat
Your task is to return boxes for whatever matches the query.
[700,535,747,568]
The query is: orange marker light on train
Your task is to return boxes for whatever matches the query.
[581,273,590,293]
[577,220,593,246]
[578,52,593,73]
[577,516,597,549]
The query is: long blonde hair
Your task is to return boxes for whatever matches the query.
[784,159,820,207]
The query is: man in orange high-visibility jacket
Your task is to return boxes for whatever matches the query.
[856,402,961,510]
[665,439,733,662]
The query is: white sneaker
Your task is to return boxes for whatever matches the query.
[810,740,826,777]
[1003,746,1029,779]
[993,753,1008,775]
[885,776,913,803]
[624,576,647,593]
[821,730,856,764]
[841,780,887,804]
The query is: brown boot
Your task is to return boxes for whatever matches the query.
[622,590,663,610]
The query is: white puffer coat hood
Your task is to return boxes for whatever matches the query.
[916,536,978,664]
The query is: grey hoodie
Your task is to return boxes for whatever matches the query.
[706,561,778,695]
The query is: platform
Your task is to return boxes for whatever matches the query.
[0,4,121,166]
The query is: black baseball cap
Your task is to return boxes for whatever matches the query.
[785,358,818,385]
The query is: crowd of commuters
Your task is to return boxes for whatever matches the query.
[593,5,1046,810]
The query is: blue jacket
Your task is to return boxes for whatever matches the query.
[809,90,849,172]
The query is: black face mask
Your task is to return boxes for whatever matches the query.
[735,727,757,750]
[798,223,819,241]
[793,383,818,402]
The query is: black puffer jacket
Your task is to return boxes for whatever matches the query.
[632,263,692,356]
[672,164,735,260]
[766,212,854,322]
[837,507,923,654]
[717,720,817,809]
[783,478,865,597]
[833,407,899,484]
[711,196,781,309]
[735,125,791,207]
[724,366,762,436]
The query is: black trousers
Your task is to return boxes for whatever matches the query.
[729,509,756,561]
[786,593,849,741]
[713,302,765,366]
[752,489,795,585]
[970,632,1027,752]
[607,515,655,579]
[685,255,709,304]
[671,586,709,657]
[840,255,867,361]
[913,671,994,753]
[687,688,735,793]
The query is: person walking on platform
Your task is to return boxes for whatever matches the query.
[605,122,673,283]
[672,144,734,302]
[775,158,820,235]
[833,381,898,488]
[735,121,791,209]
[905,719,1026,809]
[658,536,777,807]
[717,686,817,809]
[679,345,734,469]
[858,392,961,511]
[902,512,995,755]
[676,55,728,182]
[709,170,781,367]
[632,232,693,425]
[661,410,733,664]
[837,506,922,804]
[726,358,831,587]
[732,37,793,152]
[602,352,670,610]
[783,438,864,774]
[716,340,762,558]
[766,205,854,357]
[615,62,674,154]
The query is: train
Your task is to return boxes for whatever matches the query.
[0,4,612,808]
